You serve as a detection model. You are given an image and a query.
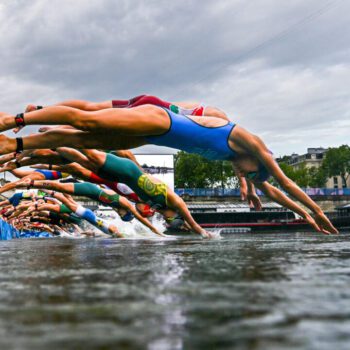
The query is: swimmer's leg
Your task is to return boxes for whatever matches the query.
[79,150,142,186]
[53,99,112,111]
[0,171,46,194]
[111,95,146,108]
[74,205,121,236]
[26,100,112,113]
[55,149,135,179]
[0,104,169,135]
[126,95,172,108]
[17,179,75,194]
[0,130,145,155]
[73,182,120,208]
[28,95,168,112]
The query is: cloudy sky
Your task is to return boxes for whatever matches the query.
[0,0,349,157]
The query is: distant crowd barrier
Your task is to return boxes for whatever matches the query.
[175,188,350,197]
[0,219,52,240]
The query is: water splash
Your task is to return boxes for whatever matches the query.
[98,210,170,239]
[208,229,223,240]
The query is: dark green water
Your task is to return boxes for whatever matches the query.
[0,232,349,350]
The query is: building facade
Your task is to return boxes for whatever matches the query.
[281,148,349,189]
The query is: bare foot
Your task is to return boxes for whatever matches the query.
[39,126,52,133]
[0,152,16,165]
[0,161,16,173]
[25,104,37,113]
[0,112,14,132]
[0,134,16,155]
[13,126,22,134]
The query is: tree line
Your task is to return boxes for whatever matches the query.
[174,145,350,188]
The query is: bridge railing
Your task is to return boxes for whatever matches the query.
[175,188,350,197]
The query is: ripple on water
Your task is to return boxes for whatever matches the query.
[0,232,349,349]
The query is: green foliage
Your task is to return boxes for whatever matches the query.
[278,162,295,179]
[308,166,327,187]
[277,163,326,188]
[275,162,308,187]
[321,145,350,185]
[292,164,309,187]
[174,151,236,188]
[277,145,350,188]
[174,145,350,189]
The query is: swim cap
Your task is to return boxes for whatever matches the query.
[136,203,156,218]
[121,212,134,222]
[247,162,271,182]
[167,217,185,231]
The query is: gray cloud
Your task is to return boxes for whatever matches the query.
[0,0,348,155]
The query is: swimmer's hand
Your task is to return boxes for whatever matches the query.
[152,229,167,238]
[314,212,338,235]
[200,229,215,239]
[109,224,124,238]
[241,178,262,211]
[247,192,262,211]
[304,213,322,233]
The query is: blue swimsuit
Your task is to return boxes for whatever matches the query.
[145,109,237,160]
[35,170,67,180]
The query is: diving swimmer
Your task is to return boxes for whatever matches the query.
[0,104,338,234]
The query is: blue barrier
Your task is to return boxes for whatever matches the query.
[175,188,241,197]
[303,188,350,196]
[0,219,52,241]
[0,219,19,240]
[175,188,350,197]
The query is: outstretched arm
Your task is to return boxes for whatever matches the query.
[246,180,262,211]
[167,191,212,238]
[255,181,335,234]
[232,162,262,210]
[234,128,337,233]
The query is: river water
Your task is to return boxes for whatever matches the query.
[0,231,349,350]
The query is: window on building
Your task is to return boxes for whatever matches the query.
[342,178,346,188]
